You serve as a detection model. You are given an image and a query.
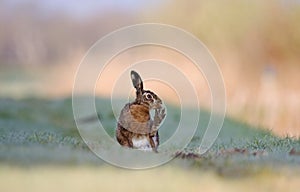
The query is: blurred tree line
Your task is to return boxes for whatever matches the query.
[1,1,299,69]
[0,1,138,66]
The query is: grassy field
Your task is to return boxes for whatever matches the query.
[1,97,300,191]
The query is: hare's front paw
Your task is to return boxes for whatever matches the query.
[153,107,166,128]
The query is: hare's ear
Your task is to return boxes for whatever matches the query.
[131,71,143,91]
[131,71,143,101]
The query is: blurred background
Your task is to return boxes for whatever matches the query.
[0,0,299,136]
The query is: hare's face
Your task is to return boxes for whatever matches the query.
[142,91,162,109]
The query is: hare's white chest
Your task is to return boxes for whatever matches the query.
[132,136,157,151]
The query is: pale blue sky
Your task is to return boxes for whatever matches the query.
[3,0,164,18]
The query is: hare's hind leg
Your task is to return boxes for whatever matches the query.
[116,124,133,148]
[149,132,159,152]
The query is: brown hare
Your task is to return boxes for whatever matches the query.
[116,71,166,152]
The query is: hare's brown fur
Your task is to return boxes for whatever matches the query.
[116,103,160,151]
[129,104,150,123]
[116,71,165,152]
[116,122,159,150]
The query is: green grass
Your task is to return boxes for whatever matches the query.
[1,97,300,169]
[1,97,300,191]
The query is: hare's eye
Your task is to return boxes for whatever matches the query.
[145,93,152,100]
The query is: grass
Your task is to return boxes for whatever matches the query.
[1,97,300,191]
